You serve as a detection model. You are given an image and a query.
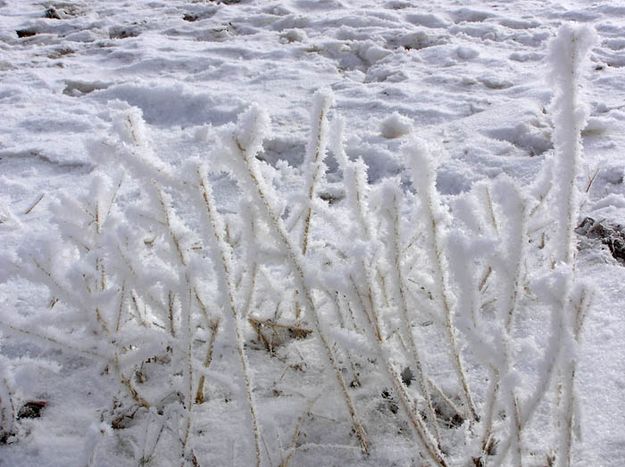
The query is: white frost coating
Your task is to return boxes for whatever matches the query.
[451,195,483,235]
[343,158,374,241]
[301,88,334,254]
[403,139,449,304]
[446,231,500,369]
[304,88,334,172]
[218,105,272,188]
[233,104,271,158]
[91,106,176,186]
[487,176,528,465]
[111,106,149,148]
[329,115,349,171]
[547,23,597,266]
[490,176,527,330]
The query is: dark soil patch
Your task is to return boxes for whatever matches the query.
[16,29,37,38]
[17,400,47,419]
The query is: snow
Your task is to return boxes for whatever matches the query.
[1,0,625,466]
[380,111,412,139]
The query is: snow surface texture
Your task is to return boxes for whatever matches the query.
[1,1,625,466]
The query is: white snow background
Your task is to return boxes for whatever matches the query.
[1,1,625,466]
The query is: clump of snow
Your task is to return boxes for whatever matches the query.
[456,45,479,59]
[380,112,412,138]
[280,28,307,43]
[405,13,451,29]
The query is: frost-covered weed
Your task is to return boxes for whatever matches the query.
[0,25,596,467]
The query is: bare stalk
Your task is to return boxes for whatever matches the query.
[23,193,45,215]
[195,318,220,404]
[280,391,323,467]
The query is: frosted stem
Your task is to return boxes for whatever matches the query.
[547,24,596,467]
[223,111,370,452]
[404,140,477,420]
[301,89,333,256]
[381,184,441,445]
[197,169,263,467]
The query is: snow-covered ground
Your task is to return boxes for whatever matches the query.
[1,1,625,466]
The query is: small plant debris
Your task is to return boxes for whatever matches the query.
[109,398,141,430]
[44,7,62,19]
[430,393,465,428]
[381,389,399,414]
[17,400,47,419]
[576,217,625,262]
[109,26,141,40]
[0,429,15,445]
[44,3,83,18]
[182,8,217,22]
[400,366,414,386]
[248,316,312,353]
[48,47,74,59]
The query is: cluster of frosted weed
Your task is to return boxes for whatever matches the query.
[0,24,599,467]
